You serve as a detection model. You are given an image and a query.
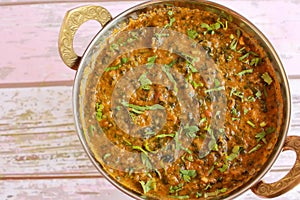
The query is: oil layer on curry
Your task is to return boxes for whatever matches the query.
[88,4,283,200]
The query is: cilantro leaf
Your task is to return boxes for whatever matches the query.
[248,144,262,154]
[95,103,104,121]
[146,56,157,68]
[121,101,164,114]
[140,178,156,194]
[187,29,199,39]
[226,146,241,161]
[162,65,178,93]
[261,72,273,85]
[138,73,152,90]
[180,169,197,182]
[184,125,199,138]
[237,68,253,76]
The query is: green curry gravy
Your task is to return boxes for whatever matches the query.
[90,4,283,200]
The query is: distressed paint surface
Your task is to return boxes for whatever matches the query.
[0,0,300,85]
[0,0,300,199]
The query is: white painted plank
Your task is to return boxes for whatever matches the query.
[1,78,300,175]
[0,176,299,200]
[1,0,300,199]
[0,86,97,175]
[0,79,299,198]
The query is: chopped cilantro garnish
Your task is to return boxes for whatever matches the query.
[239,52,250,61]
[246,96,256,102]
[226,146,241,161]
[229,29,242,51]
[141,152,152,169]
[250,57,261,66]
[168,195,190,199]
[121,57,128,64]
[105,57,128,72]
[180,169,197,182]
[247,120,256,128]
[248,144,262,154]
[165,17,175,28]
[155,33,170,39]
[261,72,273,85]
[199,117,207,125]
[162,64,178,93]
[104,64,121,72]
[121,101,164,114]
[167,59,178,67]
[146,55,157,68]
[230,38,238,51]
[186,155,194,162]
[237,47,246,54]
[155,133,175,138]
[95,103,104,121]
[266,126,275,134]
[255,126,275,144]
[217,18,228,30]
[232,117,239,121]
[132,145,148,155]
[204,188,228,198]
[138,73,152,90]
[140,178,156,194]
[230,88,244,101]
[186,61,198,72]
[184,125,199,138]
[89,125,96,138]
[201,21,221,35]
[169,183,183,194]
[218,163,228,172]
[255,90,262,98]
[260,122,267,127]
[123,138,132,146]
[208,165,215,175]
[103,153,111,160]
[205,86,225,93]
[206,126,218,152]
[231,107,238,116]
[191,80,203,88]
[214,78,221,87]
[187,29,199,39]
[167,10,173,16]
[196,192,203,198]
[255,131,267,144]
[237,68,253,76]
[110,43,119,52]
[181,146,193,154]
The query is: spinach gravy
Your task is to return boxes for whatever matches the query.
[90,4,283,200]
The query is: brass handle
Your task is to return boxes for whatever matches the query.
[58,5,112,70]
[251,136,300,198]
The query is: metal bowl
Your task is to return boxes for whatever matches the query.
[58,0,300,199]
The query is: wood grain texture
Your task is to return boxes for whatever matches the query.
[0,177,299,200]
[0,86,96,176]
[1,0,300,199]
[1,79,300,199]
[0,0,299,85]
[0,80,300,176]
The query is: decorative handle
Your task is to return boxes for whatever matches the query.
[58,5,112,70]
[251,136,300,198]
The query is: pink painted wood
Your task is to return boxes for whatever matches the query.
[0,0,300,86]
[1,1,300,200]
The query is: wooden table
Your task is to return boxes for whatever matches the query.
[1,0,300,199]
